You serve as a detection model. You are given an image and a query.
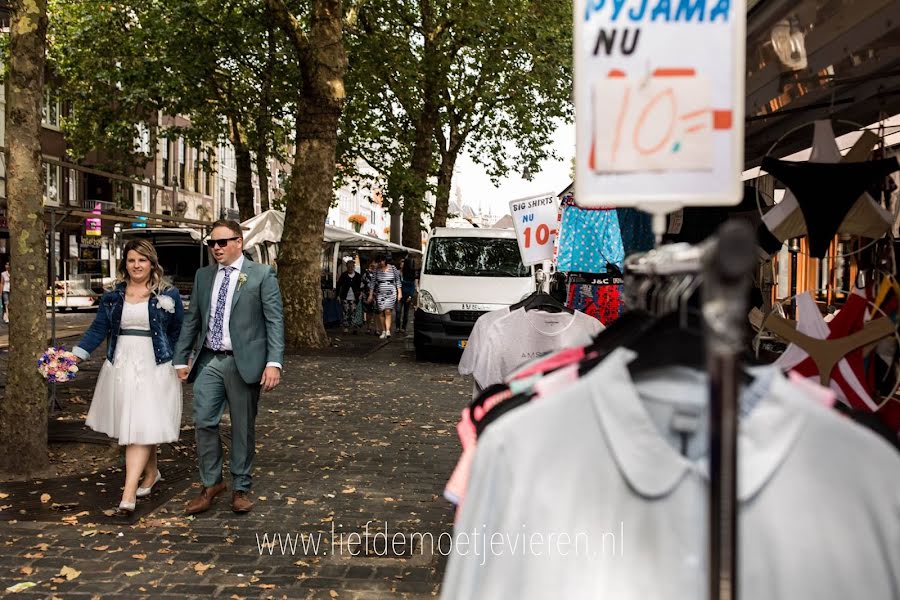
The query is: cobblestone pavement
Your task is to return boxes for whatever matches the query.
[0,332,469,599]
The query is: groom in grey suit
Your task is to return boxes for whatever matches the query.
[174,220,285,514]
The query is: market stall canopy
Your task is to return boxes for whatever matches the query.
[241,210,421,254]
[745,0,900,165]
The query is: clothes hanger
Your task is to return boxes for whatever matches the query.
[509,290,573,314]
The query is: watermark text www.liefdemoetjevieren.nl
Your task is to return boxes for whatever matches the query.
[256,521,626,563]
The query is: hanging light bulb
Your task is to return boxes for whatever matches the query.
[770,17,808,71]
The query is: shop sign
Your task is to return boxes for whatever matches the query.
[574,0,746,212]
[80,237,103,248]
[85,201,102,236]
[509,193,558,266]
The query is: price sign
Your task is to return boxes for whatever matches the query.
[509,194,558,266]
[574,0,746,210]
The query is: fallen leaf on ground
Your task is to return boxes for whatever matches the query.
[93,546,109,552]
[0,492,8,499]
[19,566,33,576]
[131,553,147,560]
[59,566,81,580]
[5,582,36,593]
[330,591,339,598]
[40,494,51,503]
[341,487,356,494]
[125,570,142,577]
[194,562,213,574]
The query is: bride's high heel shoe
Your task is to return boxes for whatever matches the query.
[136,470,162,498]
[117,500,136,515]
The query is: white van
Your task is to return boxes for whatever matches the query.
[413,227,534,359]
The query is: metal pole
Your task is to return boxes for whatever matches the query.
[48,210,61,413]
[702,221,755,600]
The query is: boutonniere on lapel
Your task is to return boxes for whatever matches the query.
[237,272,248,290]
[155,294,176,314]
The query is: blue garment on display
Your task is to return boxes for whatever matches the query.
[616,208,655,255]
[557,206,625,273]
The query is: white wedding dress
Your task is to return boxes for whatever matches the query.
[86,301,183,445]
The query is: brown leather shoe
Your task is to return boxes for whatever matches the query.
[184,482,226,515]
[231,490,254,513]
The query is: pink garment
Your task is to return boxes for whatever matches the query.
[444,408,478,507]
[444,362,585,518]
[788,371,837,408]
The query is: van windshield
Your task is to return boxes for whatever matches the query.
[425,237,530,277]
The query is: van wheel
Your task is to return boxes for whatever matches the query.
[414,342,434,362]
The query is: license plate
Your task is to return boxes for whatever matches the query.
[458,340,468,349]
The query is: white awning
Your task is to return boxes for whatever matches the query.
[241,210,421,255]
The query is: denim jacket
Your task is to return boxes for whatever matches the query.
[73,284,185,365]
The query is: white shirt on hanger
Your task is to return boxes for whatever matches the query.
[441,348,900,600]
[469,308,603,389]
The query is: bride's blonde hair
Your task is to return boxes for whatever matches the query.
[117,239,171,294]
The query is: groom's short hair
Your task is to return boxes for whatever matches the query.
[212,220,243,239]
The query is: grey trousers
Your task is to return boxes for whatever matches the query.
[192,351,260,491]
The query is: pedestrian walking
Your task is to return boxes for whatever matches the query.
[174,220,285,515]
[1,261,9,323]
[72,239,185,515]
[361,258,378,335]
[368,254,402,340]
[335,258,362,333]
[397,257,417,335]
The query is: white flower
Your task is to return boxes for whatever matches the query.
[156,294,176,313]
[238,272,248,289]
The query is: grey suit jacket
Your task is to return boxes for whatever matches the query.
[174,259,285,385]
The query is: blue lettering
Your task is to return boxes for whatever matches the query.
[709,0,729,21]
[611,0,628,20]
[675,0,704,21]
[651,0,671,21]
[523,214,534,223]
[628,0,648,20]
[585,0,605,22]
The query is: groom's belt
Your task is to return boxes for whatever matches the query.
[204,346,234,356]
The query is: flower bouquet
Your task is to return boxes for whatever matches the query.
[37,347,79,384]
[348,213,367,232]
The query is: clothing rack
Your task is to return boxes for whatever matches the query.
[623,221,757,600]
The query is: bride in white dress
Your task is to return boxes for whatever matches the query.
[73,239,184,514]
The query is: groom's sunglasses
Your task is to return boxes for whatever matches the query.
[206,237,240,248]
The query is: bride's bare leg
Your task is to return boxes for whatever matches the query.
[140,445,158,487]
[122,444,151,504]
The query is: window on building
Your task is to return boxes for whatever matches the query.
[230,191,236,209]
[66,168,78,206]
[179,139,187,189]
[162,140,170,187]
[42,89,61,128]
[134,123,151,155]
[43,162,60,206]
[193,146,201,193]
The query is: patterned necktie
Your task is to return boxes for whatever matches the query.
[209,266,234,351]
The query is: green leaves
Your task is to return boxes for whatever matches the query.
[48,0,297,174]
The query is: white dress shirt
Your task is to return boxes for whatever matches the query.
[175,255,281,371]
[208,255,244,352]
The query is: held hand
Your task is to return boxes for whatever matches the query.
[176,368,189,381]
[260,366,281,392]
